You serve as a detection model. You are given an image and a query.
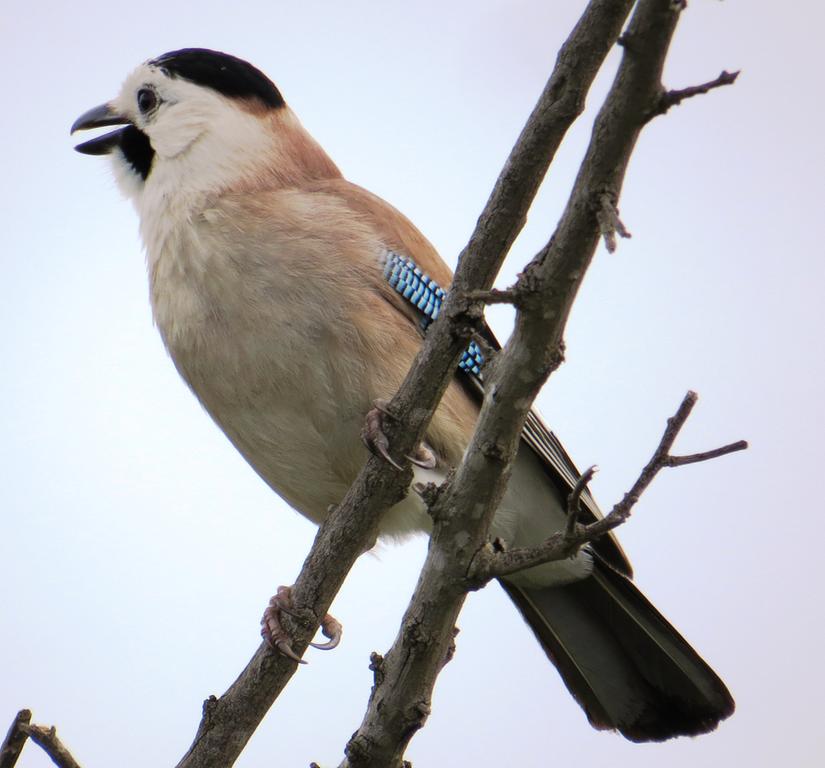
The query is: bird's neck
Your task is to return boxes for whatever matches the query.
[134,106,341,270]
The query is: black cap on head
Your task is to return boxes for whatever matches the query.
[150,48,285,108]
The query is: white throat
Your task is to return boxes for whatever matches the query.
[158,135,267,264]
[111,94,276,266]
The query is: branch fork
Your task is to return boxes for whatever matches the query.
[0,710,83,768]
[470,391,747,583]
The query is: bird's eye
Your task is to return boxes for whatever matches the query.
[137,88,158,114]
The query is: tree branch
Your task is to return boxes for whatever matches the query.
[450,0,641,294]
[342,1,740,765]
[1,712,85,768]
[0,710,31,768]
[171,2,638,768]
[476,391,748,580]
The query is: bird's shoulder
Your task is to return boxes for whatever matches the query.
[304,177,454,283]
[206,178,450,301]
[255,176,455,332]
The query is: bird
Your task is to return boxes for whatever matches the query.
[70,48,734,742]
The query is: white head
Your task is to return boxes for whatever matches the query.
[71,49,340,216]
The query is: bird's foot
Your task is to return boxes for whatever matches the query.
[361,400,403,469]
[361,400,437,470]
[261,585,343,664]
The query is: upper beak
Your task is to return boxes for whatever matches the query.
[71,103,131,155]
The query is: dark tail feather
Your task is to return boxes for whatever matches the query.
[501,564,734,742]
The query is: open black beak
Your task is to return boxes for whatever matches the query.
[71,103,131,155]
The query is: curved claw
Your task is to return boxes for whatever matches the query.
[275,639,308,665]
[309,638,339,651]
[362,407,403,470]
[406,454,433,469]
[309,615,343,651]
[372,398,391,415]
[260,620,307,664]
[406,442,437,469]
[375,438,404,471]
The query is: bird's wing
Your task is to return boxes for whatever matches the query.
[314,177,631,576]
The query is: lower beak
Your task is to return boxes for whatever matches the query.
[71,103,131,155]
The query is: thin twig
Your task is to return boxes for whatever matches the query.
[0,710,31,768]
[667,441,749,466]
[565,466,598,537]
[578,394,746,538]
[480,391,748,580]
[461,288,520,306]
[19,724,82,768]
[650,70,740,119]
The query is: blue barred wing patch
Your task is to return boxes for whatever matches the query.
[383,251,484,380]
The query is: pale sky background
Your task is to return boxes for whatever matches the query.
[1,1,822,766]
